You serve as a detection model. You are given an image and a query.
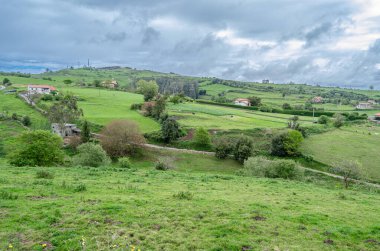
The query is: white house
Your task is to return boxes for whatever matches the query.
[27,85,57,94]
[356,102,373,110]
[234,98,251,106]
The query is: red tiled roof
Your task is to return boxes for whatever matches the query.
[375,113,380,117]
[28,85,57,91]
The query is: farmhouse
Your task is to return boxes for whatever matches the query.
[311,96,323,103]
[102,79,118,88]
[51,123,81,137]
[375,113,380,121]
[367,100,377,105]
[356,102,373,109]
[28,85,57,94]
[234,98,251,106]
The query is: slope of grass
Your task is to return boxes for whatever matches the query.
[0,92,48,130]
[54,87,160,133]
[0,157,379,250]
[301,125,380,182]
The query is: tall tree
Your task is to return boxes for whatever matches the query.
[48,93,83,129]
[161,117,181,143]
[81,120,91,143]
[137,80,159,101]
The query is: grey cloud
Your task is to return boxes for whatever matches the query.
[105,32,127,42]
[142,27,160,45]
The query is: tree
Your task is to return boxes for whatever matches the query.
[81,120,91,143]
[93,80,101,87]
[2,78,10,85]
[100,120,146,159]
[8,130,64,166]
[233,135,253,163]
[248,96,262,106]
[333,114,345,128]
[22,116,31,127]
[287,116,300,130]
[48,93,83,129]
[152,95,166,119]
[271,130,303,157]
[282,103,292,110]
[194,127,211,147]
[73,143,110,167]
[63,79,73,85]
[214,136,234,159]
[136,80,159,101]
[333,160,363,189]
[318,115,329,124]
[161,117,181,143]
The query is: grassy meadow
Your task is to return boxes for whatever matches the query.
[301,125,380,182]
[1,153,379,250]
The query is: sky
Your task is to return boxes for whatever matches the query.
[1,0,380,88]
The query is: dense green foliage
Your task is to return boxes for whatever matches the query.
[243,156,304,180]
[8,130,64,166]
[72,143,110,167]
[271,130,304,157]
[137,79,159,101]
[214,136,234,159]
[81,120,91,143]
[161,118,181,143]
[233,135,254,163]
[118,157,132,169]
[194,127,211,147]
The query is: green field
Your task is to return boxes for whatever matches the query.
[0,152,379,250]
[56,87,160,133]
[301,125,380,182]
[168,102,316,130]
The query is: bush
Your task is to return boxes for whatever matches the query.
[214,136,234,159]
[100,120,146,159]
[332,160,363,189]
[271,130,303,157]
[243,156,303,180]
[8,130,64,167]
[130,103,143,110]
[318,115,329,124]
[22,116,31,126]
[233,136,254,163]
[118,157,132,169]
[161,117,181,143]
[155,157,174,171]
[333,114,345,128]
[72,143,110,167]
[36,170,54,179]
[194,127,211,147]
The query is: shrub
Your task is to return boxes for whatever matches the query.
[271,130,303,157]
[100,120,146,159]
[22,116,31,126]
[130,103,143,110]
[214,136,234,159]
[318,115,329,124]
[332,160,363,189]
[155,157,174,171]
[118,157,132,169]
[161,117,181,143]
[11,113,18,120]
[81,120,91,143]
[36,170,54,179]
[194,127,211,147]
[66,136,82,150]
[41,94,53,101]
[333,114,345,128]
[8,130,64,167]
[72,143,110,167]
[233,135,254,163]
[173,191,193,200]
[243,156,303,180]
[282,103,292,110]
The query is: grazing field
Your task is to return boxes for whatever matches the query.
[301,125,380,182]
[0,155,379,251]
[0,92,48,129]
[56,87,160,133]
[168,102,316,130]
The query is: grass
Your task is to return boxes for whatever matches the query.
[168,102,317,130]
[0,92,48,130]
[0,154,379,250]
[301,124,380,182]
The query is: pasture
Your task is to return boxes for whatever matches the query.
[0,153,379,250]
[168,102,316,130]
[301,125,380,182]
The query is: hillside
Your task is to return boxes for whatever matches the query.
[0,155,379,250]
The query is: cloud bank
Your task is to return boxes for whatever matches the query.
[0,0,379,88]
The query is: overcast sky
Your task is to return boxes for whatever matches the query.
[1,0,380,88]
